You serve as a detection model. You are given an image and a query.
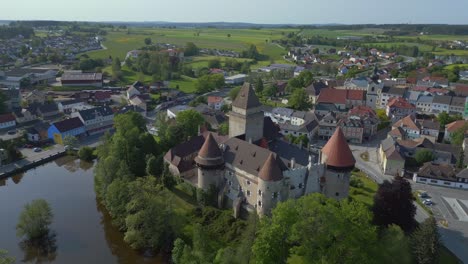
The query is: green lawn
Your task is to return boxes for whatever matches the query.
[85,27,297,61]
[349,170,378,207]
[444,64,468,71]
[169,76,197,94]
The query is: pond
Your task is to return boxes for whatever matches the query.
[0,156,162,264]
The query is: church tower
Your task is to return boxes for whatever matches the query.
[366,66,383,109]
[195,133,225,191]
[229,82,264,143]
[320,127,356,200]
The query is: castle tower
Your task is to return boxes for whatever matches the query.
[257,153,284,216]
[320,127,356,200]
[229,82,264,143]
[195,133,225,191]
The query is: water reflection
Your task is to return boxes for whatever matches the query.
[19,231,58,263]
[11,173,24,184]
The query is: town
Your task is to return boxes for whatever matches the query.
[0,19,467,264]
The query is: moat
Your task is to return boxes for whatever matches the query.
[0,156,161,264]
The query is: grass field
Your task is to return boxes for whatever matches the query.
[169,76,197,94]
[444,64,468,70]
[349,170,378,207]
[85,28,297,61]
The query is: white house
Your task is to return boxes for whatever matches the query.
[127,86,141,100]
[71,106,114,135]
[416,95,433,114]
[225,74,247,85]
[207,96,224,110]
[167,105,192,119]
[0,113,16,129]
[58,99,85,113]
[431,95,452,114]
[413,163,468,190]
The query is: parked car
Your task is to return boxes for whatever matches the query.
[23,144,33,148]
[7,130,16,135]
[418,192,429,199]
[423,199,433,206]
[33,147,42,152]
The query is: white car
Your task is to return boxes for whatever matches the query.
[423,199,433,206]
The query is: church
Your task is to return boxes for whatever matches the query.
[164,82,356,216]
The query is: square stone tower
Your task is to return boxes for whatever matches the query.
[229,82,264,142]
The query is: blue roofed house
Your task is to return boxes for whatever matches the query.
[48,117,85,144]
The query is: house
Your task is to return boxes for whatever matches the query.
[1,88,21,111]
[305,81,328,104]
[27,121,50,142]
[444,120,468,142]
[37,103,59,119]
[61,72,103,87]
[58,99,84,113]
[193,105,227,130]
[460,71,468,81]
[431,95,452,114]
[93,91,112,104]
[386,97,416,121]
[47,117,85,144]
[72,106,114,135]
[207,96,224,110]
[454,85,468,97]
[117,105,146,117]
[0,113,16,130]
[225,74,247,85]
[415,95,433,114]
[279,112,319,141]
[449,96,466,115]
[379,86,407,108]
[348,106,380,141]
[418,119,441,142]
[13,108,37,124]
[379,137,405,176]
[318,112,340,140]
[126,86,141,100]
[316,88,347,111]
[129,95,147,111]
[264,107,294,124]
[0,69,57,88]
[413,163,468,190]
[24,90,46,105]
[167,105,192,119]
[338,115,365,143]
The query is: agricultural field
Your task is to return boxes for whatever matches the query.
[85,27,298,61]
[444,64,468,70]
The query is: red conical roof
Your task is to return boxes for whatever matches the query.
[195,133,224,167]
[258,153,283,182]
[321,127,355,168]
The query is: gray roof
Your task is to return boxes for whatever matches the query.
[272,107,294,117]
[433,95,452,105]
[381,137,396,152]
[232,82,261,109]
[61,72,103,81]
[382,86,407,96]
[450,96,465,107]
[78,106,113,121]
[457,168,468,179]
[418,119,440,130]
[417,95,433,104]
[407,91,421,101]
[60,99,82,106]
[268,139,310,167]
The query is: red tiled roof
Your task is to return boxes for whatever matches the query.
[348,105,376,117]
[207,96,223,104]
[446,120,468,133]
[321,127,355,168]
[94,91,111,100]
[346,89,365,100]
[387,97,415,109]
[455,85,468,96]
[317,88,346,104]
[393,115,420,130]
[0,113,15,123]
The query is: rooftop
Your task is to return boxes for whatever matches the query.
[321,127,355,168]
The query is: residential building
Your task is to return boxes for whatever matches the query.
[379,137,405,176]
[72,106,114,135]
[61,72,103,87]
[449,96,466,115]
[26,121,50,142]
[431,95,452,114]
[126,86,141,100]
[0,69,57,88]
[13,109,37,124]
[1,88,21,111]
[316,88,365,111]
[93,91,112,104]
[37,103,59,119]
[129,95,147,111]
[0,113,16,130]
[47,117,85,144]
[318,112,339,140]
[415,95,433,114]
[386,97,416,121]
[207,96,224,110]
[225,74,247,85]
[24,90,46,105]
[348,106,380,141]
[305,81,328,104]
[366,80,383,110]
[444,120,468,142]
[379,86,407,108]
[58,99,85,113]
[413,163,468,190]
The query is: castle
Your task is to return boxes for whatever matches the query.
[164,82,356,216]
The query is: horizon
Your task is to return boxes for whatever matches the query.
[3,0,468,25]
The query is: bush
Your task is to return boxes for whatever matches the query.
[78,146,95,161]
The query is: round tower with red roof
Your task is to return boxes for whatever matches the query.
[320,127,356,199]
[195,133,225,191]
[256,153,284,215]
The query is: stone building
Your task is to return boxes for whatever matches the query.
[165,82,355,216]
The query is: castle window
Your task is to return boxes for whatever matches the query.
[258,190,262,196]
[272,192,278,199]
[247,190,251,197]
[228,180,232,186]
[298,183,303,189]
[336,192,339,197]
[258,201,262,207]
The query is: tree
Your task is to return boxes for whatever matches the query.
[263,84,278,98]
[451,124,468,146]
[411,217,441,264]
[184,42,199,56]
[312,48,319,54]
[415,149,435,165]
[240,61,251,74]
[144,37,152,45]
[0,249,15,264]
[63,135,79,149]
[176,110,205,140]
[457,149,465,169]
[208,59,221,69]
[229,86,241,100]
[242,44,260,60]
[195,74,224,94]
[255,78,264,94]
[105,178,131,230]
[376,225,412,264]
[372,177,416,233]
[146,155,160,177]
[16,199,53,241]
[227,34,231,38]
[253,194,378,264]
[288,89,312,110]
[218,122,229,135]
[0,90,7,114]
[78,146,94,161]
[112,57,122,80]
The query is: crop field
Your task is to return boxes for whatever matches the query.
[85,27,298,61]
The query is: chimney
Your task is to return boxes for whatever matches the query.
[291,157,296,169]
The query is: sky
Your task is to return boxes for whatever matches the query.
[2,0,468,24]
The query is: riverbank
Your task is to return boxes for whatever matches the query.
[0,145,66,179]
